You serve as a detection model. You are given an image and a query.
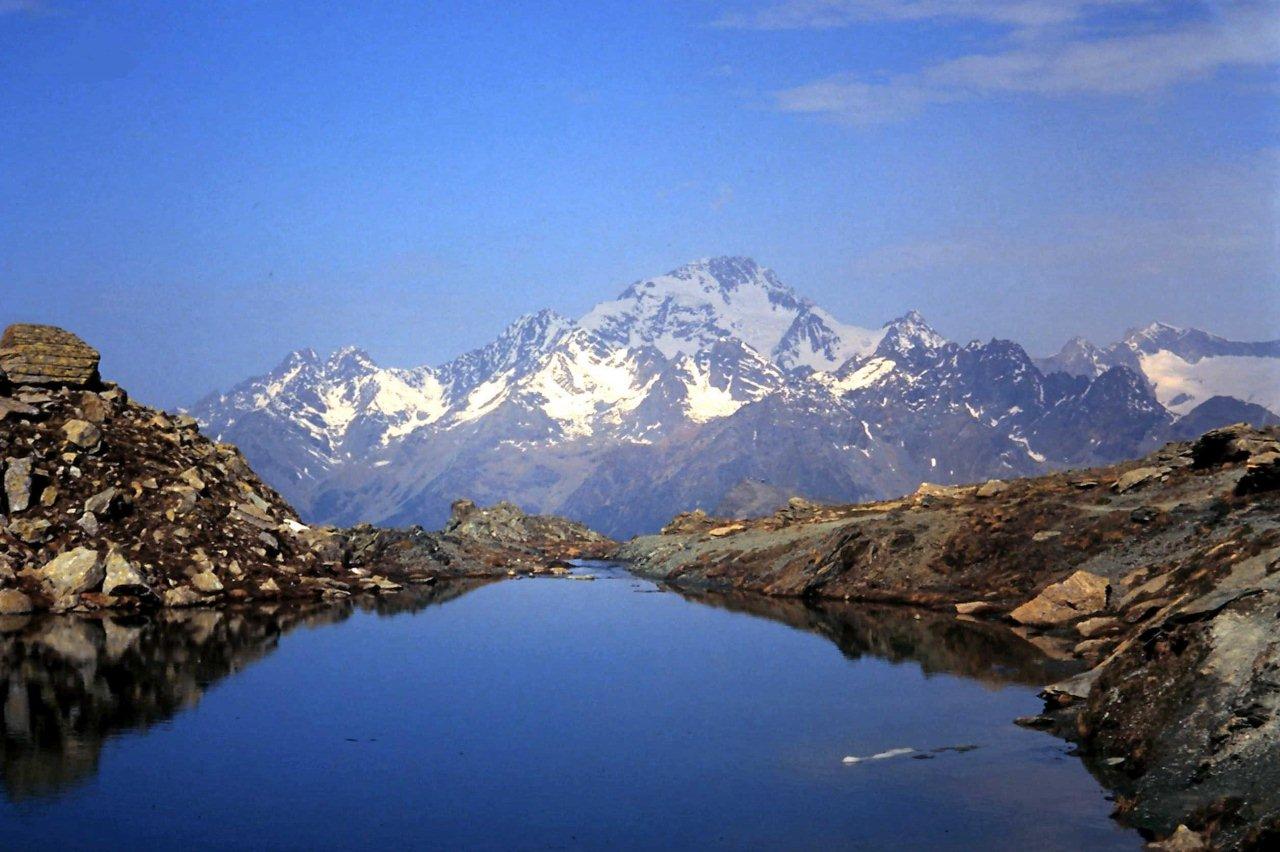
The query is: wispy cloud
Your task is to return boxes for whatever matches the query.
[0,0,45,13]
[715,0,1139,31]
[731,1,1280,124]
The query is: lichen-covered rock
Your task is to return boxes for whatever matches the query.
[0,324,100,387]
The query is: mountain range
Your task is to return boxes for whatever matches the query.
[192,257,1280,536]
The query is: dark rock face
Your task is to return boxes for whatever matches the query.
[0,325,100,388]
[619,427,1280,847]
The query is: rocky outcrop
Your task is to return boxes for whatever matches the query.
[443,498,615,559]
[620,426,1280,848]
[0,323,616,614]
[0,324,100,388]
[1008,570,1110,627]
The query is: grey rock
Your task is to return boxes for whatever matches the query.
[3,456,34,513]
[77,511,100,536]
[84,487,122,516]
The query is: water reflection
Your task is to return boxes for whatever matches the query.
[0,576,1076,802]
[0,581,489,800]
[671,589,1084,687]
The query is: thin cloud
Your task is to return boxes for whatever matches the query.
[769,2,1280,124]
[715,0,1144,31]
[0,0,44,13]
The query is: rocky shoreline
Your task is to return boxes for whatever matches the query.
[620,425,1280,849]
[0,324,613,615]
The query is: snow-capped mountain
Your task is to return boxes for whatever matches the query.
[1037,322,1280,419]
[194,257,1280,536]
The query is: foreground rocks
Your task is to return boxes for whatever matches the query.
[0,324,101,388]
[621,423,1280,849]
[0,323,615,615]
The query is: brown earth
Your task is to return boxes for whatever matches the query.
[621,424,1280,850]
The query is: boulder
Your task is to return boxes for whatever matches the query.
[1076,616,1122,638]
[7,517,51,543]
[230,501,277,530]
[84,486,123,516]
[3,456,34,513]
[162,586,204,608]
[0,589,33,615]
[37,547,104,603]
[955,601,1000,616]
[1010,570,1111,627]
[77,511,100,536]
[103,549,149,597]
[1189,423,1271,469]
[1235,450,1280,495]
[975,479,1009,499]
[1113,466,1167,493]
[62,419,102,449]
[0,324,100,387]
[178,467,206,492]
[1147,825,1208,851]
[77,391,108,423]
[0,397,39,422]
[190,570,224,594]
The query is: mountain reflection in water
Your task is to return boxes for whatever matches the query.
[0,581,490,800]
[0,576,1079,802]
[675,590,1084,688]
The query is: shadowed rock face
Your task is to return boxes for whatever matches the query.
[0,582,487,799]
[0,325,100,388]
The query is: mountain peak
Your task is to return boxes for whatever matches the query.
[877,310,946,356]
[582,257,825,361]
[326,345,376,373]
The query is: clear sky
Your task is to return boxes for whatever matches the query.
[2,0,1277,408]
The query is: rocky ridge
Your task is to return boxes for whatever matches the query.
[0,324,614,614]
[619,424,1280,849]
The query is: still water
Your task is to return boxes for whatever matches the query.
[0,562,1138,850]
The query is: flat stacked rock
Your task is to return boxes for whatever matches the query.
[0,323,100,388]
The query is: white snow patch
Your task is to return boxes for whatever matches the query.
[1139,350,1280,416]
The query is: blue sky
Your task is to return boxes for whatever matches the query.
[2,0,1277,407]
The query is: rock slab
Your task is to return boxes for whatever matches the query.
[0,324,100,387]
